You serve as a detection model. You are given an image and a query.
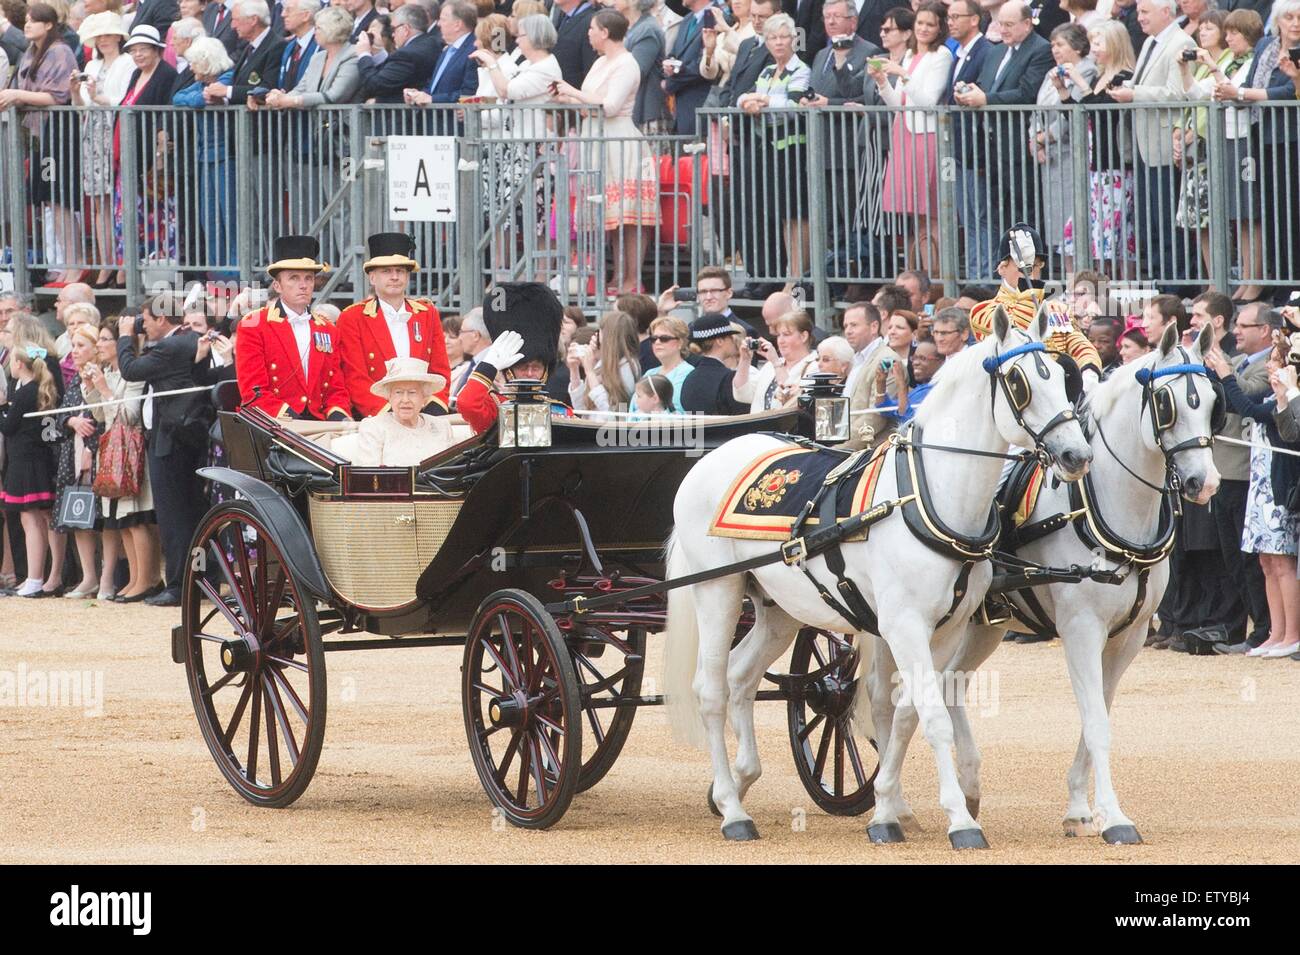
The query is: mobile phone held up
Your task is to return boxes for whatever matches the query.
[832,36,854,51]
[673,287,697,302]
[702,8,716,29]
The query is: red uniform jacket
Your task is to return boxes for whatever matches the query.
[235,300,351,420]
[457,361,574,435]
[336,296,451,417]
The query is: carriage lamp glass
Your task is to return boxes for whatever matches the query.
[800,372,851,443]
[499,379,552,448]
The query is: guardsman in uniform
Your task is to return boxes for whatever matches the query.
[970,224,1104,392]
[235,235,352,421]
[336,232,451,418]
[458,283,571,434]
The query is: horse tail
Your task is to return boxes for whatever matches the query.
[662,531,706,749]
[852,632,877,741]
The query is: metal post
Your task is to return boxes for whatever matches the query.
[1205,101,1231,294]
[935,109,960,298]
[234,108,254,289]
[5,107,30,297]
[806,110,830,324]
[689,140,705,285]
[458,107,482,311]
[119,110,142,303]
[1069,104,1093,274]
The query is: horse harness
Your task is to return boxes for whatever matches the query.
[992,350,1220,639]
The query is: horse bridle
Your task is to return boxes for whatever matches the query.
[982,341,1079,463]
[1096,347,1218,497]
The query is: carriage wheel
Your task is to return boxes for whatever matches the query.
[463,589,583,829]
[786,628,878,816]
[571,625,646,793]
[182,502,327,809]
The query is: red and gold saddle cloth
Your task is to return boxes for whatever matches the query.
[709,443,891,541]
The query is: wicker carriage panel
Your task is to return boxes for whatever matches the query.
[308,498,463,609]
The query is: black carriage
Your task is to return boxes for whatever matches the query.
[174,400,880,828]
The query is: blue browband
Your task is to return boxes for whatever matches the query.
[981,341,1046,374]
[1135,363,1209,384]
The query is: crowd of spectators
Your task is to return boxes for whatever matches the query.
[2,0,1299,295]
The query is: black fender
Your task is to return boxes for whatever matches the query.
[196,467,332,600]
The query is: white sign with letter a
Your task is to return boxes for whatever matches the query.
[387,136,457,223]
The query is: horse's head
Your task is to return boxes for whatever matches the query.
[1134,323,1222,505]
[983,305,1092,482]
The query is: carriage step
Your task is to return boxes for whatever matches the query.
[171,626,186,665]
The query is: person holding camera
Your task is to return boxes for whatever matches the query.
[732,309,817,412]
[677,313,748,416]
[117,292,210,607]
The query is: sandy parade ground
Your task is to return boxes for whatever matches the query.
[2,596,1298,865]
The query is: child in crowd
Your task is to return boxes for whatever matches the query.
[0,345,60,597]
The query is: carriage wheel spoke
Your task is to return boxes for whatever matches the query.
[480,639,520,691]
[263,679,281,787]
[495,728,522,784]
[233,531,257,621]
[534,711,565,737]
[198,578,244,634]
[268,665,309,725]
[209,538,251,626]
[246,676,262,785]
[263,569,288,639]
[267,655,308,673]
[195,632,228,644]
[798,711,825,743]
[203,670,240,698]
[264,673,300,767]
[516,734,532,805]
[497,613,523,681]
[529,734,549,803]
[535,727,562,783]
[843,724,868,788]
[812,716,834,783]
[833,723,845,797]
[810,637,828,669]
[222,681,254,748]
[584,704,605,743]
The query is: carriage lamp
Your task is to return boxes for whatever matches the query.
[800,372,851,444]
[499,379,552,448]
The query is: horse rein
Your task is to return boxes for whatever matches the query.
[982,340,1079,464]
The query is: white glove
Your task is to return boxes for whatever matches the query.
[480,330,524,372]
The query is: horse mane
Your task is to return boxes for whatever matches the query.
[914,327,1027,428]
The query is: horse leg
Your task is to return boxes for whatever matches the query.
[691,576,760,841]
[942,622,1005,822]
[865,635,911,843]
[1090,621,1149,844]
[883,616,987,849]
[727,599,802,804]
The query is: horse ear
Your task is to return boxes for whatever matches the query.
[1032,303,1050,342]
[1158,322,1178,357]
[993,305,1010,343]
[1194,321,1215,357]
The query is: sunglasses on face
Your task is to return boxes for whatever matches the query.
[649,334,681,344]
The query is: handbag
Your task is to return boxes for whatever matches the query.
[92,418,146,499]
[58,487,98,530]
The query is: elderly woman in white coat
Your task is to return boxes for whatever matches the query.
[1030,22,1098,268]
[354,358,455,467]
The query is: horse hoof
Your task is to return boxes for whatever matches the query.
[867,822,906,844]
[949,827,990,850]
[706,783,721,818]
[966,797,980,820]
[1102,824,1143,846]
[722,819,760,841]
[1063,817,1093,838]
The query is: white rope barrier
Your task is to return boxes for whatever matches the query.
[1214,434,1300,460]
[23,385,213,418]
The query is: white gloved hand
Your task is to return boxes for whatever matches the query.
[480,330,525,371]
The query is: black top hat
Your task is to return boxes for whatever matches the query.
[483,283,563,372]
[267,235,328,276]
[363,232,420,271]
[998,224,1047,271]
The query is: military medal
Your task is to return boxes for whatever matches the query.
[413,323,422,343]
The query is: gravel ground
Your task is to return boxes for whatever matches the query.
[2,598,1297,864]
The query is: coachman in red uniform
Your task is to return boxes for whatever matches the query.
[458,282,570,434]
[235,235,352,421]
[336,232,451,418]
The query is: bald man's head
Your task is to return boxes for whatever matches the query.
[762,291,797,331]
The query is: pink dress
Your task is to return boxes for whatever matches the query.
[881,54,939,217]
[577,52,660,231]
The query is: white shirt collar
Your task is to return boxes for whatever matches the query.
[957,35,980,57]
[296,30,315,50]
[378,297,409,321]
[249,27,270,52]
[446,31,470,50]
[283,303,310,322]
[1152,19,1182,45]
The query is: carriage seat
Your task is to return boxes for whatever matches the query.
[279,416,476,462]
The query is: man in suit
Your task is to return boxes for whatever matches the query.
[663,0,718,136]
[785,0,826,58]
[337,233,453,418]
[406,0,477,110]
[854,0,891,48]
[945,0,993,280]
[115,292,209,606]
[552,0,598,88]
[235,235,352,426]
[953,2,1053,279]
[717,0,776,106]
[345,0,379,44]
[276,0,319,91]
[1107,0,1194,292]
[202,0,246,57]
[129,0,181,37]
[355,3,440,103]
[203,0,286,104]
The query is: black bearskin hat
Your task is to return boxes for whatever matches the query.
[483,283,563,371]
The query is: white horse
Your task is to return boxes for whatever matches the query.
[873,322,1221,845]
[663,308,1093,846]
